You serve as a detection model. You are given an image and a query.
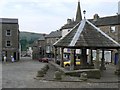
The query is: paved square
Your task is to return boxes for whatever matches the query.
[2,57,120,88]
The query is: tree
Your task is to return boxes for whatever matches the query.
[20,38,28,51]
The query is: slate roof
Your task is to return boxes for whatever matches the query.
[45,30,62,38]
[0,18,18,24]
[89,15,120,26]
[61,15,120,29]
[54,19,120,49]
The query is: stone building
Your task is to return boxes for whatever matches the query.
[32,30,61,59]
[45,30,62,58]
[0,18,20,61]
[32,35,46,60]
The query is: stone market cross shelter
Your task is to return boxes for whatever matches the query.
[53,18,120,72]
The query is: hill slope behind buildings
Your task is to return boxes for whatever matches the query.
[20,31,45,51]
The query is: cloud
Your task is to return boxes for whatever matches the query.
[0,0,8,14]
[82,0,119,3]
[0,0,119,34]
[0,1,68,33]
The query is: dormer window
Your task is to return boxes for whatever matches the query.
[6,30,11,36]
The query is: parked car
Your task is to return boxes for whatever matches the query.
[56,58,69,65]
[64,59,80,67]
[39,58,49,63]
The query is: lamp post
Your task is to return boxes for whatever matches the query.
[83,10,86,19]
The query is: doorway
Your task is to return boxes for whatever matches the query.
[14,52,16,60]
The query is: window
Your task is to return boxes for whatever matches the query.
[110,26,116,33]
[47,39,49,44]
[6,41,11,47]
[6,30,11,36]
[51,39,53,44]
[46,46,50,53]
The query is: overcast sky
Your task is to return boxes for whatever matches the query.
[0,0,119,34]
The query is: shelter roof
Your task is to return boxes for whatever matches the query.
[54,19,120,49]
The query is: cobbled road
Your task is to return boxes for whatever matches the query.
[2,57,120,89]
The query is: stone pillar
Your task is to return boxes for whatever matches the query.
[58,48,61,60]
[70,49,74,70]
[60,48,64,67]
[89,49,94,66]
[100,50,106,70]
[81,48,87,68]
[95,49,100,69]
[111,50,116,64]
[115,49,120,75]
[54,47,57,63]
[87,49,90,64]
[73,49,76,66]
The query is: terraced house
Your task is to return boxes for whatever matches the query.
[0,18,20,61]
[45,30,62,58]
[32,34,46,60]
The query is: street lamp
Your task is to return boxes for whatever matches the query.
[83,10,86,19]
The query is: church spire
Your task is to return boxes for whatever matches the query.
[75,0,82,22]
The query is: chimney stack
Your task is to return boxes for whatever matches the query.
[67,19,72,24]
[93,14,99,21]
